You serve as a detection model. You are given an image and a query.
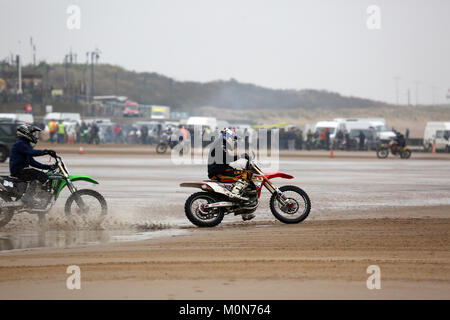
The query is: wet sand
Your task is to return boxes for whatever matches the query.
[0,208,449,299]
[0,148,449,299]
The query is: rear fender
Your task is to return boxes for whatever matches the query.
[180,182,230,196]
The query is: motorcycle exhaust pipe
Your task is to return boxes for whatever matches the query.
[204,201,234,209]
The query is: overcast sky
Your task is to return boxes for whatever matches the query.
[1,0,449,104]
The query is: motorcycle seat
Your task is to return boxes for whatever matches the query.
[0,176,27,183]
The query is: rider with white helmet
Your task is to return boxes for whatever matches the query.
[207,128,254,221]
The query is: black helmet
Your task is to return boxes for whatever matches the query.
[17,124,42,145]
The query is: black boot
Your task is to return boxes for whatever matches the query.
[20,180,40,208]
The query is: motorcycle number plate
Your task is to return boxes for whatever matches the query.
[3,180,13,188]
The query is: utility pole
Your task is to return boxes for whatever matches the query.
[88,48,101,102]
[394,76,400,105]
[17,55,22,94]
[114,72,118,96]
[413,81,420,106]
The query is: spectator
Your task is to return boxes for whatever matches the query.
[325,128,330,150]
[287,127,296,151]
[48,119,57,143]
[141,125,149,144]
[344,130,351,151]
[114,124,122,143]
[89,123,99,144]
[359,130,366,151]
[57,120,65,144]
[75,122,81,143]
[306,130,313,150]
[319,129,326,149]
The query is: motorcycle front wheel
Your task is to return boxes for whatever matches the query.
[184,192,225,227]
[270,185,311,224]
[64,189,107,218]
[376,148,389,159]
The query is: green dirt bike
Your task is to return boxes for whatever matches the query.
[0,155,107,228]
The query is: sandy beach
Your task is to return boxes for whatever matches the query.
[0,148,449,299]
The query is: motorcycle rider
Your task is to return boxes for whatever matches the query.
[207,128,255,221]
[391,130,406,154]
[4,124,57,208]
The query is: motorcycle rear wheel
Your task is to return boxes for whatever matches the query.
[156,143,168,154]
[376,148,389,159]
[270,185,311,224]
[400,149,412,159]
[185,192,225,227]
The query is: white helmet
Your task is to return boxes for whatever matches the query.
[221,128,237,145]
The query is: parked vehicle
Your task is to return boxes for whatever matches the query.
[151,106,171,120]
[0,121,21,162]
[43,112,81,125]
[0,113,34,124]
[123,101,140,117]
[314,121,344,140]
[423,122,450,152]
[180,153,311,227]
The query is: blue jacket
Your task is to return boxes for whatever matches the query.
[9,139,50,176]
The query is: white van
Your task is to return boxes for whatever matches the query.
[334,118,395,141]
[314,121,345,140]
[0,113,34,124]
[423,122,450,152]
[186,117,218,130]
[43,112,81,125]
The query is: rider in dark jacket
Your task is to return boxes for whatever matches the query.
[207,128,254,221]
[6,124,56,208]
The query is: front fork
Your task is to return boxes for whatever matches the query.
[59,163,86,211]
[264,181,288,206]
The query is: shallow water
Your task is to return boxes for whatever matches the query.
[0,154,449,251]
[0,228,188,252]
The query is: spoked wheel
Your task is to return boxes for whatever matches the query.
[270,185,311,224]
[400,149,412,159]
[64,189,107,219]
[0,193,14,228]
[376,148,389,159]
[156,143,168,154]
[184,192,225,227]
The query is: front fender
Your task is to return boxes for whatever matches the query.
[263,172,294,180]
[57,174,99,197]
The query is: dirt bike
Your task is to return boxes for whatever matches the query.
[0,155,107,228]
[156,134,179,154]
[180,155,311,227]
[376,141,411,159]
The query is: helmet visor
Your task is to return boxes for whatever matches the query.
[31,129,41,142]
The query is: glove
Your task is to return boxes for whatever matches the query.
[47,164,58,171]
[44,149,57,158]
